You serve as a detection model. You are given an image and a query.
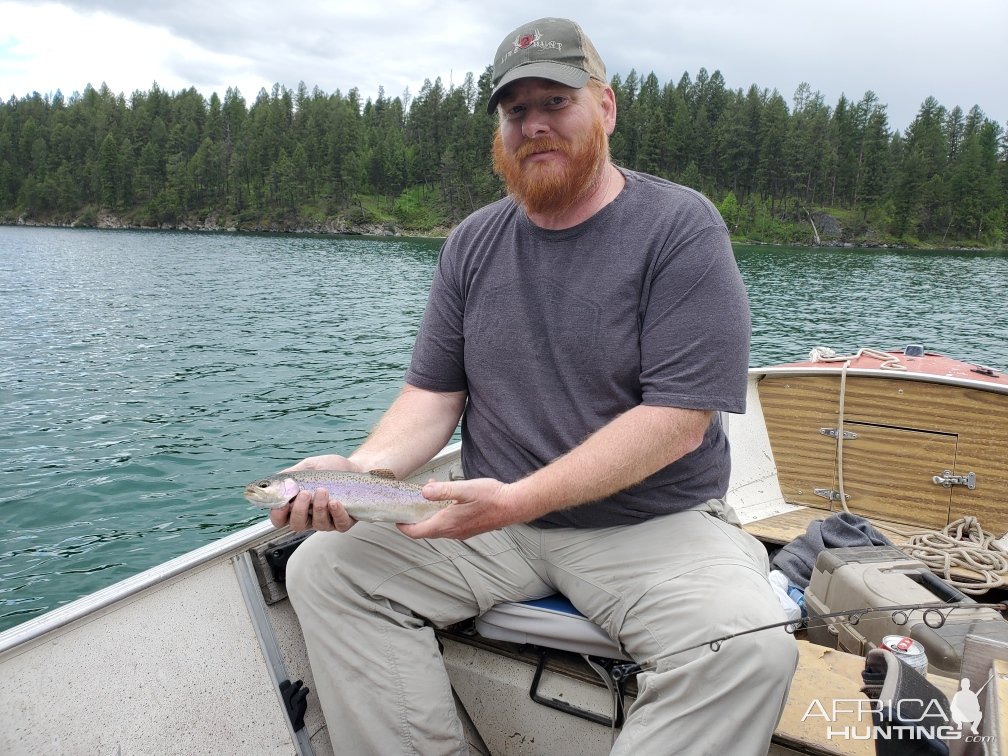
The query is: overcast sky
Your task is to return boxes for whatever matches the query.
[1,0,1005,134]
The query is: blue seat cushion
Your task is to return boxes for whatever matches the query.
[475,594,629,660]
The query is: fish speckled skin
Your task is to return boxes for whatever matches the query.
[243,470,451,524]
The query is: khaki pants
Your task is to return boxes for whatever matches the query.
[287,501,797,755]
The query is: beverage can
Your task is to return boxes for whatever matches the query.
[881,634,929,676]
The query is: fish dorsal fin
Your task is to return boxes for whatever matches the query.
[367,468,397,480]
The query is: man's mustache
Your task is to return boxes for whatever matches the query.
[513,138,571,161]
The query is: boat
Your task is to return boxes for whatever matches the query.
[2,346,1007,755]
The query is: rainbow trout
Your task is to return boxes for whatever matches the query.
[243,469,451,524]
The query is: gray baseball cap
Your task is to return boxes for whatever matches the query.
[487,17,607,115]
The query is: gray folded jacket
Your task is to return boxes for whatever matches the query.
[769,512,892,589]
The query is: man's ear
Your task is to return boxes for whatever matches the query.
[601,85,617,135]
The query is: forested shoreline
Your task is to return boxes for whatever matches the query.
[2,66,1006,247]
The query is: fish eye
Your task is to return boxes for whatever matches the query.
[256,480,270,488]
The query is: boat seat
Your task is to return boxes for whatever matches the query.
[476,594,630,661]
[475,594,633,727]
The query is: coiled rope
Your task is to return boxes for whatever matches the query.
[903,517,1008,595]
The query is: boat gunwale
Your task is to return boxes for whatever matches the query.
[0,519,278,657]
[752,364,1008,394]
[0,442,464,657]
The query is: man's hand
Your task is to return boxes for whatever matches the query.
[397,478,524,540]
[268,454,362,532]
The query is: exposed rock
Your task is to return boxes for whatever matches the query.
[96,210,128,229]
[810,212,842,239]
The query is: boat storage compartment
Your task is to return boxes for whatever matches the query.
[758,373,1008,532]
[804,546,1008,676]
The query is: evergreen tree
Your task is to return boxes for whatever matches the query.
[0,69,1002,245]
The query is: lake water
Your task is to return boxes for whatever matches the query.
[2,226,1006,632]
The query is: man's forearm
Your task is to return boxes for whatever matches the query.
[507,404,712,521]
[349,384,467,479]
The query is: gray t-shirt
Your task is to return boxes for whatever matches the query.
[406,169,751,528]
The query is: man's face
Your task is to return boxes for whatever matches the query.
[492,78,615,218]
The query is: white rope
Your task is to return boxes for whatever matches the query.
[808,346,908,371]
[808,346,908,513]
[836,358,851,514]
[902,517,1008,595]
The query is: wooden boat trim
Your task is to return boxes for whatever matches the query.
[755,364,1008,395]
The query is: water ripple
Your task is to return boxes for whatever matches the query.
[0,228,440,628]
[1,229,1005,630]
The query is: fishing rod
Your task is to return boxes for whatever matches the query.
[611,601,1008,682]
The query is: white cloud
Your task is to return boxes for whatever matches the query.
[0,1,251,97]
[1,0,1004,131]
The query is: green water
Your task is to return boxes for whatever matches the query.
[1,226,1006,631]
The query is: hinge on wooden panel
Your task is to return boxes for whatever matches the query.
[819,427,858,440]
[931,470,977,489]
[814,488,850,502]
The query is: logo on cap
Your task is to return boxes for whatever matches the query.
[514,29,542,52]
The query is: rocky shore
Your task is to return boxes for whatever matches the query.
[9,210,454,239]
[4,210,998,251]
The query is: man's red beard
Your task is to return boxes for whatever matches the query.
[492,117,609,217]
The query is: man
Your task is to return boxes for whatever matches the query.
[273,17,797,755]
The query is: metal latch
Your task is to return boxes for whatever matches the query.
[820,428,858,440]
[814,488,850,502]
[932,470,976,489]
